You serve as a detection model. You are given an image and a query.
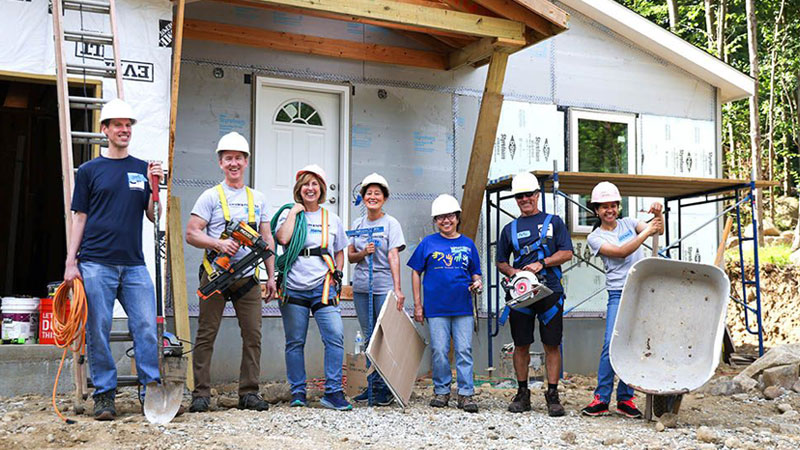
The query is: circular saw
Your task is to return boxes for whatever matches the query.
[501,271,553,310]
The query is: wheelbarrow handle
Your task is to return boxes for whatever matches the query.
[651,233,659,257]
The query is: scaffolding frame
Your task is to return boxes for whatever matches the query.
[484,166,770,371]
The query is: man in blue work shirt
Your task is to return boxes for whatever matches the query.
[496,172,573,417]
[63,99,163,421]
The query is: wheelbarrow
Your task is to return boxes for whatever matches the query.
[609,234,730,420]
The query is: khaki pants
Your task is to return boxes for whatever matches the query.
[192,270,262,398]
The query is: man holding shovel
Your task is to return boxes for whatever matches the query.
[63,99,163,421]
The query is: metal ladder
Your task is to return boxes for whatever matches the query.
[51,0,133,414]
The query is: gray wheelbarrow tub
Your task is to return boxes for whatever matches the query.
[609,258,730,395]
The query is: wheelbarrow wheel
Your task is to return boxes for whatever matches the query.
[652,394,683,417]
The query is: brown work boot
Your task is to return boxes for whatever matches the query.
[508,388,531,413]
[429,393,450,408]
[545,389,565,417]
[457,395,478,413]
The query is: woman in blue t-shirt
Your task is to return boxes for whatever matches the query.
[407,194,482,413]
[581,181,662,419]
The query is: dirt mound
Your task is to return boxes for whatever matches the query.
[727,261,800,348]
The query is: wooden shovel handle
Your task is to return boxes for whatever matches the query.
[715,217,734,267]
[651,233,659,257]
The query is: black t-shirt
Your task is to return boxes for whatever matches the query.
[496,212,572,293]
[71,155,151,265]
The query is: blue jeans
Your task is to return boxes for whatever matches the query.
[281,284,344,395]
[594,289,634,402]
[79,261,160,397]
[428,315,474,396]
[352,291,387,390]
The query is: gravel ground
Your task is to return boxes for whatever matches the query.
[1,373,800,449]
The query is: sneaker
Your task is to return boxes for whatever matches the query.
[508,388,531,413]
[457,395,478,413]
[372,387,395,407]
[290,392,308,407]
[238,393,270,411]
[545,389,565,417]
[616,398,643,418]
[320,391,353,411]
[353,388,370,403]
[581,395,610,416]
[429,393,450,408]
[189,396,210,413]
[93,391,116,421]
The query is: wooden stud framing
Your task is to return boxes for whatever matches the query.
[471,0,567,40]
[184,19,449,69]
[168,196,194,390]
[448,36,523,70]
[461,51,508,240]
[240,0,526,40]
[167,0,185,200]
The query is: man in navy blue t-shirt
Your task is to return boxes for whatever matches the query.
[63,99,163,421]
[496,172,573,417]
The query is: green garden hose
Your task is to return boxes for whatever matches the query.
[270,203,307,294]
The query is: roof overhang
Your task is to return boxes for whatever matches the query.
[558,0,754,103]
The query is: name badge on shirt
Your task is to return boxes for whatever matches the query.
[619,229,635,242]
[516,230,531,239]
[128,172,146,191]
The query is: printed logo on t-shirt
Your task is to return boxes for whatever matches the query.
[516,230,531,239]
[537,223,553,238]
[127,173,146,191]
[431,246,471,269]
[308,223,323,235]
[619,229,635,242]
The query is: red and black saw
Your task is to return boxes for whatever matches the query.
[501,271,553,310]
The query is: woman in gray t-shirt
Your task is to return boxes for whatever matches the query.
[581,182,663,419]
[347,173,406,406]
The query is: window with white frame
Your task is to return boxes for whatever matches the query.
[569,109,636,234]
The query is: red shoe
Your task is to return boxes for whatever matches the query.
[616,398,643,418]
[581,394,610,416]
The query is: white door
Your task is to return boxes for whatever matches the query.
[254,78,345,219]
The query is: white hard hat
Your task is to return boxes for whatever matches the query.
[215,132,250,156]
[511,172,540,195]
[99,98,136,124]
[591,181,622,204]
[360,173,390,197]
[431,194,461,217]
[296,164,327,186]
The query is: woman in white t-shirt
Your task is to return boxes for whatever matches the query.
[580,181,663,419]
[347,173,406,406]
[275,164,350,411]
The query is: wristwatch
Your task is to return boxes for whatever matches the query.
[538,258,547,268]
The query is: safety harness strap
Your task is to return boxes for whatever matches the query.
[319,208,340,306]
[498,294,563,326]
[285,297,330,314]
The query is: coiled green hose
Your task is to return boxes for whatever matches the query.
[270,203,307,294]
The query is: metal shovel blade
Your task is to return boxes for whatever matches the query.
[143,381,183,424]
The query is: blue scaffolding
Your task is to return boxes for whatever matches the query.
[484,168,773,372]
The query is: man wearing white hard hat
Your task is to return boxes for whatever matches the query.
[63,98,163,420]
[580,182,662,419]
[185,131,277,413]
[347,172,406,405]
[495,172,573,417]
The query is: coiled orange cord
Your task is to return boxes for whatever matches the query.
[52,279,88,424]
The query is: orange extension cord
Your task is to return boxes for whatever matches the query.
[51,279,88,424]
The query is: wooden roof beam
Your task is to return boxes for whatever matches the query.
[183,19,449,70]
[471,0,567,41]
[448,36,524,70]
[241,0,527,40]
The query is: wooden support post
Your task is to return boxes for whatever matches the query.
[460,51,508,241]
[168,196,194,390]
[167,0,185,201]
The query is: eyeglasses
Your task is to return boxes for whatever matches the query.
[434,213,457,222]
[514,191,538,200]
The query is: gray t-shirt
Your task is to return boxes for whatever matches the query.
[277,208,347,291]
[348,214,406,294]
[587,217,644,290]
[190,183,270,275]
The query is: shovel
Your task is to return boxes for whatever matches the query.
[143,172,184,424]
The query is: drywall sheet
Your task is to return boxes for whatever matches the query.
[639,115,718,264]
[366,292,426,408]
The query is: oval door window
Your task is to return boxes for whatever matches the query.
[275,100,323,126]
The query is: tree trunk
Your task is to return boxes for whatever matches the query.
[767,0,786,224]
[745,0,764,246]
[704,0,715,50]
[792,193,800,252]
[727,119,736,178]
[717,0,726,59]
[667,0,678,31]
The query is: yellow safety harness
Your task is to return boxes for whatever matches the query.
[202,183,257,275]
[318,208,340,306]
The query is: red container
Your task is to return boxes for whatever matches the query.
[39,297,69,345]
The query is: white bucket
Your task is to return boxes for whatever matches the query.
[2,297,40,344]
